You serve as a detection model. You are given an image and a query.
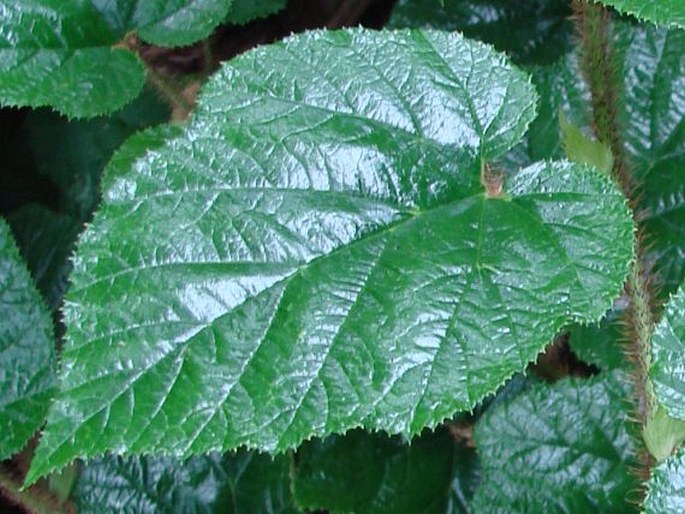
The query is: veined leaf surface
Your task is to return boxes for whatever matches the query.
[0,0,231,117]
[0,218,55,460]
[651,287,685,420]
[644,450,685,514]
[596,0,685,29]
[28,29,633,483]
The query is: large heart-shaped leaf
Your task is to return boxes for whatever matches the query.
[27,28,632,483]
[0,218,55,460]
[0,0,231,117]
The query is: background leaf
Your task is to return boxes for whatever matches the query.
[225,0,287,25]
[75,450,298,514]
[293,428,478,514]
[0,0,145,118]
[387,0,573,65]
[595,0,685,29]
[472,373,638,513]
[7,205,81,312]
[614,25,685,297]
[0,218,55,460]
[650,286,685,420]
[90,0,234,47]
[0,1,230,117]
[24,90,170,220]
[644,450,685,514]
[28,28,632,483]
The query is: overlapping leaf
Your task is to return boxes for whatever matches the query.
[644,450,685,514]
[293,428,478,514]
[651,287,685,420]
[28,29,633,483]
[75,451,298,514]
[0,219,55,460]
[614,25,685,296]
[596,0,685,29]
[472,374,638,513]
[0,1,231,117]
[25,90,170,219]
[91,0,233,47]
[387,0,573,65]
[225,0,286,25]
[7,205,81,311]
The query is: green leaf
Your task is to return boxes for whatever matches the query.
[472,373,639,513]
[644,405,685,463]
[0,1,229,117]
[7,205,82,311]
[560,111,614,175]
[644,450,685,514]
[651,287,685,420]
[28,28,633,483]
[387,0,573,65]
[293,428,478,514]
[225,0,286,25]
[91,0,234,47]
[0,218,55,460]
[595,0,685,29]
[75,451,298,514]
[614,25,685,296]
[568,303,627,372]
[501,55,590,170]
[0,0,144,118]
[24,90,170,220]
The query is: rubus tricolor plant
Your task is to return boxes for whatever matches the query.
[0,0,684,512]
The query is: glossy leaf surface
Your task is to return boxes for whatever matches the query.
[28,29,633,482]
[75,451,298,514]
[91,0,233,47]
[644,450,685,514]
[568,303,626,372]
[0,218,55,460]
[0,1,230,117]
[293,428,477,514]
[387,0,573,64]
[0,0,144,118]
[7,205,82,311]
[225,0,286,25]
[596,0,685,29]
[615,25,685,296]
[473,374,638,513]
[651,287,685,420]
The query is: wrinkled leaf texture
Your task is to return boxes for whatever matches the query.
[0,0,232,117]
[644,450,685,514]
[596,0,685,29]
[28,28,633,483]
[0,218,55,460]
[651,287,685,420]
[75,450,297,514]
[293,428,478,514]
[387,0,573,65]
[473,373,638,513]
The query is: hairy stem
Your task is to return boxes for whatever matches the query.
[573,1,633,198]
[0,465,74,514]
[573,0,656,495]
